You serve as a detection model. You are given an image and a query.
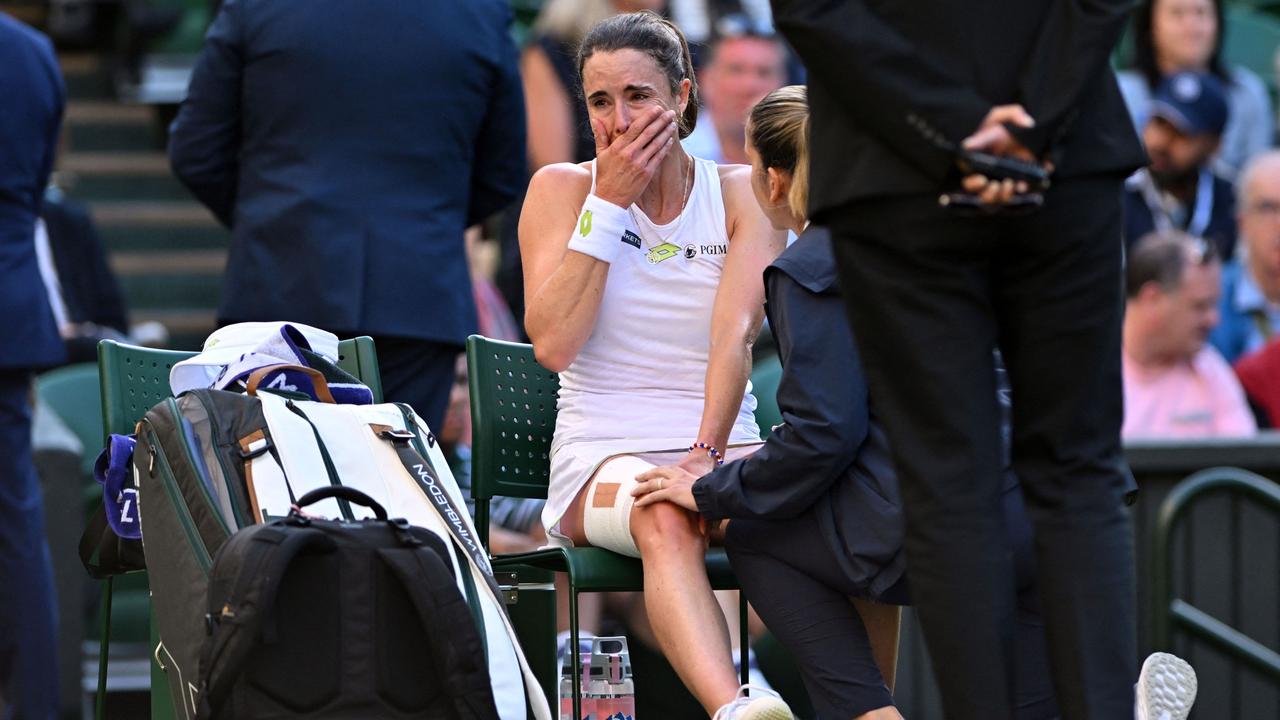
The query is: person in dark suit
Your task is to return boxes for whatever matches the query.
[0,12,66,719]
[634,86,1060,720]
[168,0,526,431]
[770,1,1147,717]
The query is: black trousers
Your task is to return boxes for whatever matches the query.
[728,486,1058,720]
[828,178,1136,719]
[369,336,460,435]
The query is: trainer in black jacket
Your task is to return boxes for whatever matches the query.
[771,1,1146,717]
[693,226,1059,718]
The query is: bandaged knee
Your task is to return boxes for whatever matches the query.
[582,455,654,558]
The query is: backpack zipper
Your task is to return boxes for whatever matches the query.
[166,398,231,537]
[192,393,249,527]
[144,419,213,573]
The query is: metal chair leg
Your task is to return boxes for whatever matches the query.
[570,587,582,720]
[739,591,749,686]
[95,576,114,720]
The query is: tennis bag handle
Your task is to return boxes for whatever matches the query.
[293,486,388,521]
[245,364,336,404]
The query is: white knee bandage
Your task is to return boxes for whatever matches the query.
[582,455,653,558]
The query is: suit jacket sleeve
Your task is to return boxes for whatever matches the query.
[693,271,869,520]
[771,0,991,180]
[168,0,244,227]
[37,34,64,218]
[467,4,527,226]
[1008,0,1139,157]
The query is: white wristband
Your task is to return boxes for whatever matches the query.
[567,194,635,264]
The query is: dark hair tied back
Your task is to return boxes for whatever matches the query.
[576,11,700,139]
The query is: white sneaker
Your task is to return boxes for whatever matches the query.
[1135,652,1198,720]
[712,684,794,720]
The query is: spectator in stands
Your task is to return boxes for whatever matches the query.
[668,0,773,62]
[168,0,525,433]
[0,11,65,718]
[1119,0,1274,179]
[1124,71,1239,259]
[1210,150,1280,362]
[681,26,788,165]
[1123,230,1256,438]
[34,187,169,364]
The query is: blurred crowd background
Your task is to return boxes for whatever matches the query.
[5,0,1280,717]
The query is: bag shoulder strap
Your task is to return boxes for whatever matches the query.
[378,545,501,720]
[197,524,336,718]
[381,410,554,720]
[379,408,492,577]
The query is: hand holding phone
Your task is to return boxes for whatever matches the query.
[957,150,1051,191]
[939,191,1044,216]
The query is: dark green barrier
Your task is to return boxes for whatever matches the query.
[892,436,1280,718]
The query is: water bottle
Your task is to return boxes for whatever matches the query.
[589,636,635,720]
[560,650,594,720]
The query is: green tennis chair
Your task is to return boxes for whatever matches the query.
[35,363,104,476]
[92,337,381,720]
[466,335,749,719]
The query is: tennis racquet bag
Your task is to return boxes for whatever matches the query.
[133,366,550,720]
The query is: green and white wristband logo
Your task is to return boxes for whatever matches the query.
[568,194,631,264]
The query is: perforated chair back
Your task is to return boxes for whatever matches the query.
[97,337,382,440]
[466,335,560,503]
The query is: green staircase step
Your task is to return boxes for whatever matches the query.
[110,249,225,276]
[89,200,217,228]
[59,53,113,100]
[67,173,196,203]
[67,122,163,153]
[59,151,170,176]
[99,225,229,253]
[118,272,221,309]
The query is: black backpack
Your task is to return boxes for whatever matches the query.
[197,486,500,720]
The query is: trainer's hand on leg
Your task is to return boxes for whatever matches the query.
[632,465,699,512]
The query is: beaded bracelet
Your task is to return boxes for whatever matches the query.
[689,441,725,466]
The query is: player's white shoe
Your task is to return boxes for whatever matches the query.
[712,685,794,720]
[1135,652,1198,720]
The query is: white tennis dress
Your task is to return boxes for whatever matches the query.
[542,156,761,535]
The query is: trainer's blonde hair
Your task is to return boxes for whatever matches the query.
[747,85,809,218]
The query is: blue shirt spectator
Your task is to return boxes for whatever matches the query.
[1210,151,1280,362]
